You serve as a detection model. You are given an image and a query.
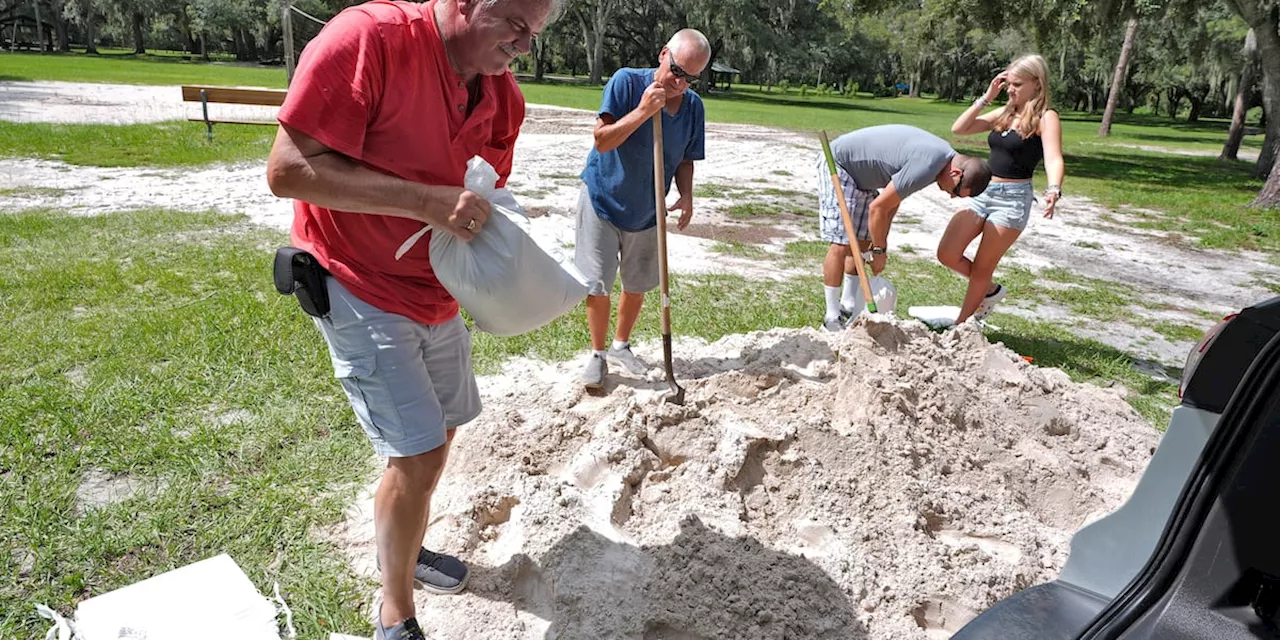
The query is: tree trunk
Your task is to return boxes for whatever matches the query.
[1252,151,1280,207]
[200,32,208,61]
[83,11,97,54]
[131,10,144,54]
[178,8,194,53]
[533,35,545,81]
[590,21,605,85]
[1099,17,1140,137]
[575,11,596,84]
[576,0,613,86]
[1223,0,1280,178]
[1253,31,1280,178]
[32,0,43,52]
[55,16,67,51]
[250,28,260,60]
[909,55,922,98]
[1166,88,1180,119]
[1188,96,1203,123]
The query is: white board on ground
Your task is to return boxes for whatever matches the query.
[74,554,280,640]
[908,305,962,328]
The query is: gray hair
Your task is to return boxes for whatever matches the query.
[667,28,711,61]
[481,0,568,25]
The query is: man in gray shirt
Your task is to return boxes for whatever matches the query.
[816,124,990,330]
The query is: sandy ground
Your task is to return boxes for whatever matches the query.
[327,318,1159,639]
[4,81,1276,368]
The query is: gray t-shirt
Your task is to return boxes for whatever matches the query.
[830,124,956,197]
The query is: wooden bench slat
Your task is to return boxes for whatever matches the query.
[181,85,287,107]
[186,117,278,126]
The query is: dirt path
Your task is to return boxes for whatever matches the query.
[3,80,1277,367]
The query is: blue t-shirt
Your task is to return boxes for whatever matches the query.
[580,68,706,232]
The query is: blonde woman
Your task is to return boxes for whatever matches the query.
[939,54,1064,324]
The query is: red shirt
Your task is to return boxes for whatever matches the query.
[278,0,524,325]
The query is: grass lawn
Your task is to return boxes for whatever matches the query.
[0,121,276,167]
[0,209,371,637]
[0,50,284,88]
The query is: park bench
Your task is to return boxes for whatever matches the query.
[180,85,287,141]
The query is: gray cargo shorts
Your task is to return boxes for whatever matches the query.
[573,185,659,297]
[312,277,481,458]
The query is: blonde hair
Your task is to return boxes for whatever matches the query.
[992,54,1050,138]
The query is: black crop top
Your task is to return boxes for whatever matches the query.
[987,128,1043,179]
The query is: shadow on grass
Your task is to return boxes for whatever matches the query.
[1115,130,1266,148]
[1064,149,1260,195]
[1057,110,1241,134]
[701,89,900,114]
[987,325,1181,398]
[0,75,33,82]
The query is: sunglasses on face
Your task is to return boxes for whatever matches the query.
[668,57,699,84]
[951,168,966,197]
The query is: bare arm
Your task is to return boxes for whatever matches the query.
[1040,110,1065,217]
[266,124,487,239]
[670,159,695,230]
[952,73,1006,136]
[867,184,902,250]
[866,184,903,274]
[593,82,665,153]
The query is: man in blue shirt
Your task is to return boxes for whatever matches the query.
[575,29,710,389]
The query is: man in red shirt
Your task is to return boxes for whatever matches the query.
[266,0,557,637]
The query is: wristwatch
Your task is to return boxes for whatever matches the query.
[870,246,887,256]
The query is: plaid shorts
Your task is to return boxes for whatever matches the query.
[815,153,875,245]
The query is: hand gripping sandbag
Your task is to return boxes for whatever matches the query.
[396,157,590,336]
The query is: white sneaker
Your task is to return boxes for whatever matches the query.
[582,353,608,389]
[973,283,1007,320]
[606,343,649,375]
[822,316,844,332]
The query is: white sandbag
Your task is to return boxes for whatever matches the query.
[71,554,281,640]
[396,157,590,337]
[907,305,962,328]
[848,275,899,321]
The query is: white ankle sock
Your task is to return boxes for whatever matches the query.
[841,273,859,310]
[611,340,628,351]
[593,349,606,357]
[824,285,842,321]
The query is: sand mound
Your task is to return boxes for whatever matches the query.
[328,316,1159,639]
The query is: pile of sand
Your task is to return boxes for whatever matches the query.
[328,316,1159,639]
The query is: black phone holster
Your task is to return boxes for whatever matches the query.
[273,247,330,318]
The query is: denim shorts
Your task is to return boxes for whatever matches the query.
[312,277,481,458]
[968,181,1035,231]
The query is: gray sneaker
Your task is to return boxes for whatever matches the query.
[606,343,649,375]
[822,317,844,332]
[974,283,1008,321]
[582,352,608,389]
[377,547,469,595]
[374,605,425,640]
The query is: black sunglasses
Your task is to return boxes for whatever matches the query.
[668,57,699,84]
[951,168,966,197]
